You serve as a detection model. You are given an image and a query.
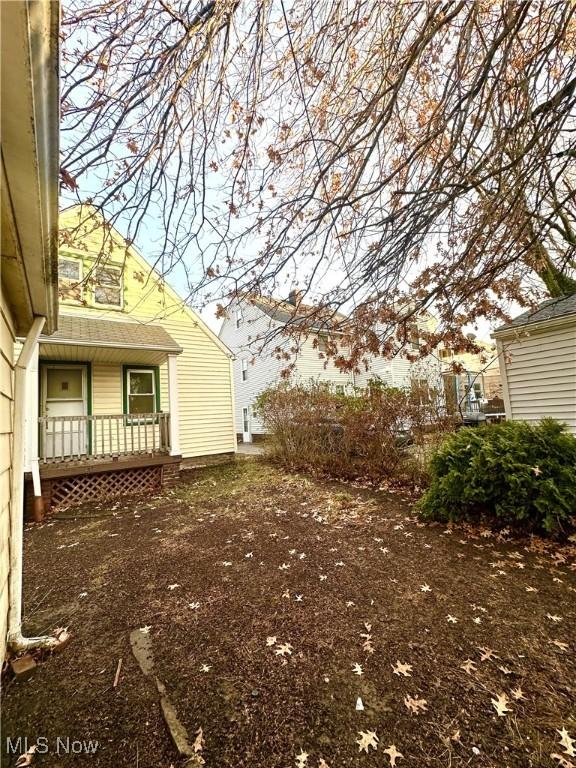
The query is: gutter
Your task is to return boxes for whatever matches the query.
[492,312,576,339]
[8,316,59,651]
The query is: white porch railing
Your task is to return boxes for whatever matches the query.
[38,413,171,463]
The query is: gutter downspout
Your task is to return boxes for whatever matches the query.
[8,316,59,651]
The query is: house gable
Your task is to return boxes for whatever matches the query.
[55,206,236,459]
[58,205,232,359]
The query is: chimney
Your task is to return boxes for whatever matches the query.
[287,288,303,306]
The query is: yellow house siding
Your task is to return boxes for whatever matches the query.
[58,207,236,459]
[0,290,16,661]
[92,364,122,414]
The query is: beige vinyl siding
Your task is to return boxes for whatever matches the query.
[501,324,576,433]
[56,207,236,459]
[0,290,16,660]
[157,313,235,454]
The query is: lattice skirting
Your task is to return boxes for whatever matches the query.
[49,465,163,511]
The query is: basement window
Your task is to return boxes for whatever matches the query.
[241,359,248,382]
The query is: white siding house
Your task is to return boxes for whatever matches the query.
[492,295,576,435]
[220,294,445,441]
[219,293,354,441]
[354,312,443,392]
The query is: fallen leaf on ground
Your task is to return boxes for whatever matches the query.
[352,663,364,676]
[383,744,403,766]
[392,661,412,677]
[275,643,293,656]
[511,687,527,701]
[461,659,477,674]
[557,728,576,757]
[552,754,575,768]
[357,730,379,753]
[193,727,204,753]
[491,692,512,716]
[15,746,37,767]
[550,640,569,652]
[296,750,309,767]
[404,695,428,714]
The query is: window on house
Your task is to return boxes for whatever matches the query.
[236,309,242,328]
[335,385,345,395]
[94,266,122,307]
[412,378,431,405]
[58,257,82,301]
[125,369,158,414]
[241,359,248,381]
[317,335,328,354]
[409,324,420,351]
[439,349,452,360]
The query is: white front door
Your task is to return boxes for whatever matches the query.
[242,407,252,443]
[41,365,88,459]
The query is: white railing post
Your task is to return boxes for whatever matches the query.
[167,354,180,456]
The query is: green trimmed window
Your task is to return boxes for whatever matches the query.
[123,366,160,415]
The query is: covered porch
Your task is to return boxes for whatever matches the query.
[26,315,184,511]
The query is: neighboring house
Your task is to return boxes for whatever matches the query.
[1,0,60,657]
[219,291,354,441]
[353,310,443,397]
[492,295,576,435]
[220,294,444,441]
[22,204,237,513]
[439,336,502,413]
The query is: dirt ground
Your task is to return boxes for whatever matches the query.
[2,459,575,768]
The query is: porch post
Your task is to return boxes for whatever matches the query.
[167,354,181,456]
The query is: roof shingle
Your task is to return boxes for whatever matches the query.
[494,294,576,333]
[42,314,182,352]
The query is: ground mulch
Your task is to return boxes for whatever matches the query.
[2,459,575,768]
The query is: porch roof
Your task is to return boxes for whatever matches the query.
[39,314,183,364]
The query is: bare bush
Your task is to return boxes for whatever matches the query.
[256,383,455,488]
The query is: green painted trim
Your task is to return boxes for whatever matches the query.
[39,360,93,454]
[122,364,161,414]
